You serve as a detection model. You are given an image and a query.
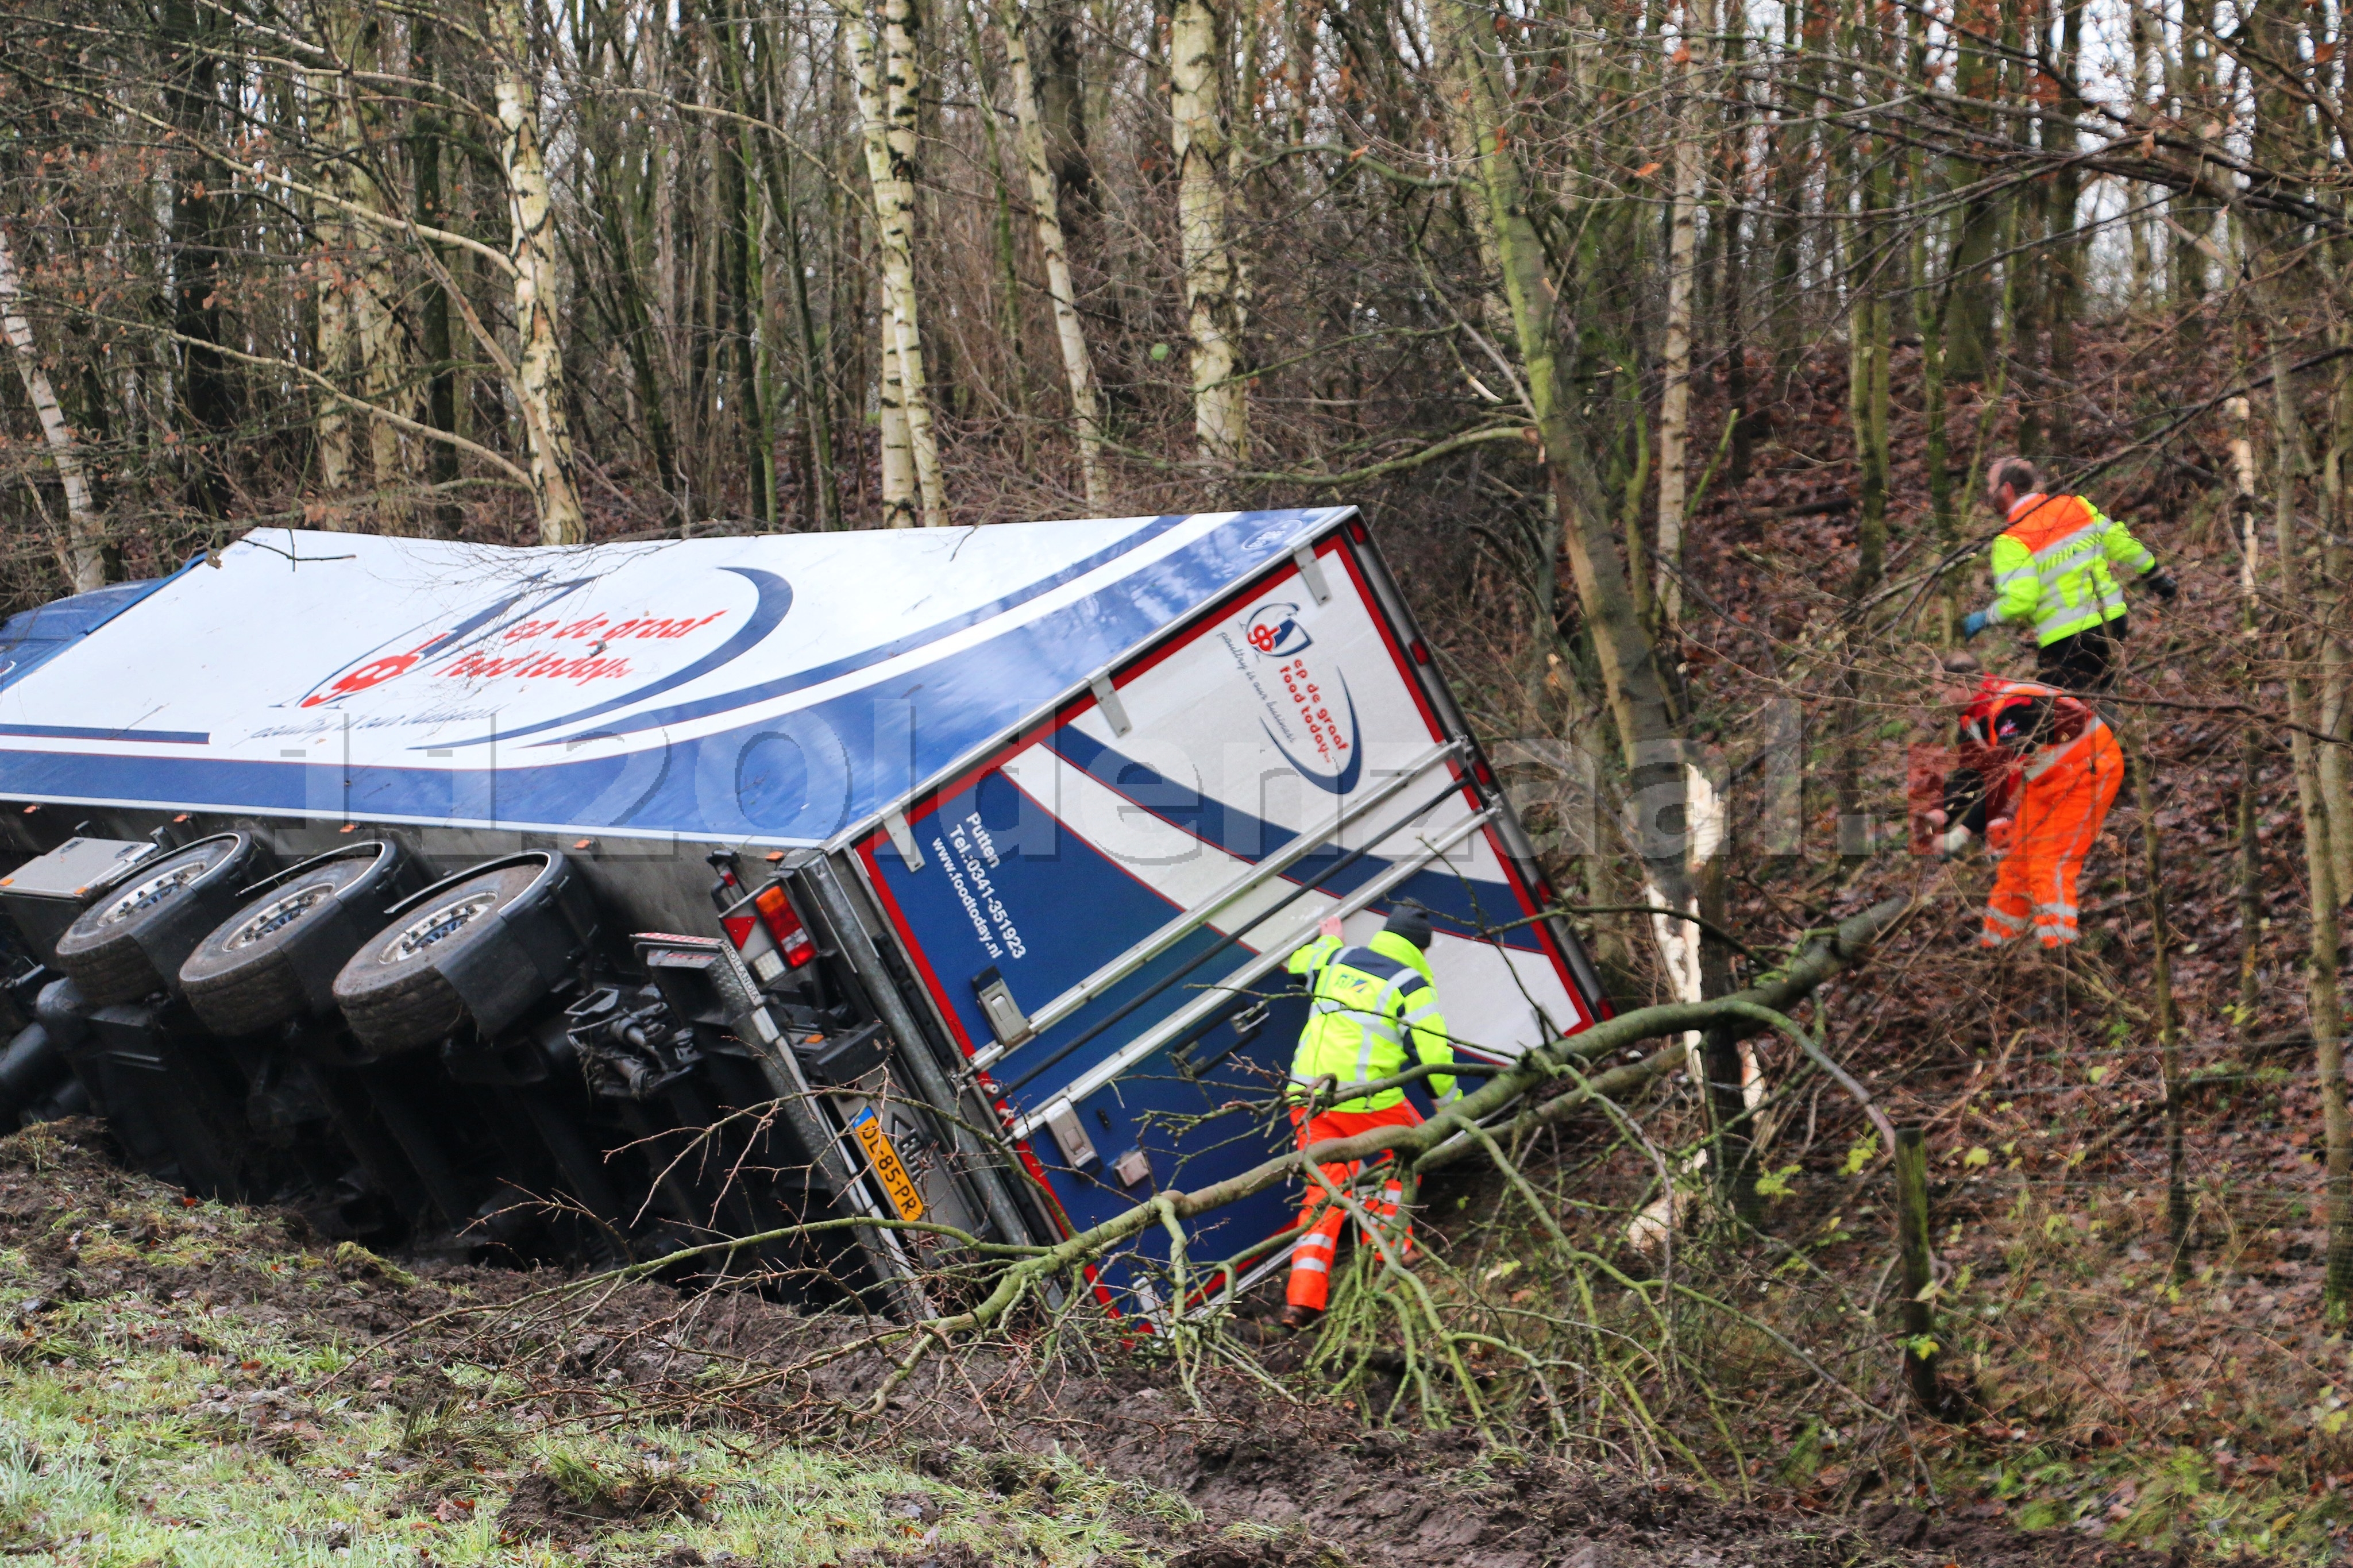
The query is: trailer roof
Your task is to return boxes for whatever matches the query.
[0,511,1351,845]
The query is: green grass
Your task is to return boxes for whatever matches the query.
[1936,1438,2353,1562]
[0,1186,1190,1566]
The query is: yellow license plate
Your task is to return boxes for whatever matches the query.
[848,1107,927,1223]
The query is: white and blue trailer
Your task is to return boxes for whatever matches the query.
[0,508,1604,1315]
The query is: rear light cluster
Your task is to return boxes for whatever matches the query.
[718,878,816,981]
[754,883,816,968]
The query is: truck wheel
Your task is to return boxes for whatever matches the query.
[51,834,268,1006]
[180,842,411,1038]
[331,862,549,1055]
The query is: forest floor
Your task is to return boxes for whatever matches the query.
[1490,327,2353,1562]
[0,1116,2239,1568]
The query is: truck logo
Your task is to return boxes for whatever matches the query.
[1262,670,1363,795]
[294,573,597,708]
[1243,601,1313,659]
[279,569,795,749]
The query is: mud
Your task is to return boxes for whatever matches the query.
[493,1470,711,1543]
[0,1121,2217,1568]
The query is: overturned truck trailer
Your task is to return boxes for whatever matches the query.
[0,509,1604,1315]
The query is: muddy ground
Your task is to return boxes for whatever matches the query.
[0,1118,2221,1567]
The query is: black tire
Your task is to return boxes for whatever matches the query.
[180,842,411,1038]
[51,834,271,1006]
[330,861,550,1056]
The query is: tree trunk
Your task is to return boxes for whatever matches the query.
[0,226,104,590]
[1847,290,1891,599]
[309,26,356,504]
[845,0,947,526]
[1714,9,1752,493]
[1764,0,1808,378]
[880,0,947,525]
[347,24,407,530]
[2229,392,2266,1036]
[1698,848,1761,1225]
[311,164,353,500]
[2320,351,2353,901]
[1837,92,1891,848]
[1652,0,1709,638]
[749,21,840,532]
[1939,0,2001,384]
[1440,0,1690,909]
[2128,0,2159,303]
[2044,0,2085,458]
[161,0,236,521]
[963,0,1031,439]
[1170,0,1247,466]
[412,23,464,539]
[355,234,408,531]
[1035,1,1093,230]
[879,330,917,524]
[2169,0,2216,343]
[707,0,778,530]
[2270,340,2353,1316]
[999,0,1108,509]
[487,0,589,544]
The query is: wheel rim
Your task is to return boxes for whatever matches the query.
[91,855,217,929]
[378,890,499,963]
[224,883,331,951]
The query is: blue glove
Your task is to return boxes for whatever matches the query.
[1960,609,1992,640]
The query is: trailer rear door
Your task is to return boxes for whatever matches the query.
[842,518,1602,1314]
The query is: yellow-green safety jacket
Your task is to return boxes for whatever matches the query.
[1285,929,1455,1113]
[1985,492,2160,647]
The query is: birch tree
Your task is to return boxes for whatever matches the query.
[1652,0,1710,639]
[845,0,947,527]
[1169,0,1245,466]
[0,226,103,590]
[997,0,1107,511]
[487,0,588,545]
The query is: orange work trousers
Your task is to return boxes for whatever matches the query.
[1286,1100,1422,1311]
[1981,722,2123,949]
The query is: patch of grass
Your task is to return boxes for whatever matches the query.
[0,1223,1187,1565]
[1937,1438,2353,1563]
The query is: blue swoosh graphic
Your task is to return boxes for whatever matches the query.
[1262,676,1363,795]
[519,515,1193,748]
[417,567,795,750]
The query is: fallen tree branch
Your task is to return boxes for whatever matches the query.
[821,895,1914,1412]
[338,895,1914,1420]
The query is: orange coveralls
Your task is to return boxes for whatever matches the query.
[1286,1101,1420,1311]
[1950,678,2123,948]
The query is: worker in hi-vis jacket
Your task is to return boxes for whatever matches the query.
[1958,455,2177,692]
[1278,905,1453,1330]
[1917,652,2124,949]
